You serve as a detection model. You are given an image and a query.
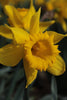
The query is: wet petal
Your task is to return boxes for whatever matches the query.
[47,31,67,44]
[40,20,55,32]
[23,59,38,88]
[47,55,66,76]
[0,44,23,66]
[30,8,41,34]
[0,25,13,39]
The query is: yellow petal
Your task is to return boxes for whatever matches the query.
[47,31,67,44]
[17,8,28,18]
[47,55,66,76]
[8,26,30,44]
[0,44,23,66]
[40,20,55,32]
[0,25,13,39]
[22,0,36,30]
[30,8,41,34]
[23,59,38,88]
[4,5,22,27]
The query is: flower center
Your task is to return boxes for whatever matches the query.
[31,38,60,66]
[32,40,53,58]
[24,33,60,71]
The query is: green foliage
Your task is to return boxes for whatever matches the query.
[51,76,57,100]
[0,61,26,100]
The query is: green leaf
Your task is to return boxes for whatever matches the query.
[13,79,25,100]
[51,76,57,100]
[6,67,25,100]
[0,79,5,95]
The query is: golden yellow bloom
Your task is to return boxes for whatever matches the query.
[35,0,67,31]
[0,9,66,88]
[4,0,35,30]
[4,0,55,32]
[46,0,67,18]
[0,0,24,6]
[45,0,67,31]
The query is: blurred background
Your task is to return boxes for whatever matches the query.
[0,0,67,100]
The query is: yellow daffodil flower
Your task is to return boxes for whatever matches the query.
[0,8,66,88]
[4,0,55,32]
[4,0,35,30]
[45,0,67,31]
